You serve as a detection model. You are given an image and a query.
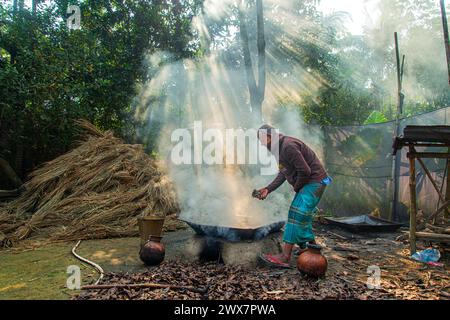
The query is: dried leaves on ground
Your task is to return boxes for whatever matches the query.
[75,262,379,300]
[75,225,450,300]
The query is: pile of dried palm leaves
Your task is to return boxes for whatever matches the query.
[0,120,179,246]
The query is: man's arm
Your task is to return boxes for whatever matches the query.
[266,172,286,193]
[286,146,312,192]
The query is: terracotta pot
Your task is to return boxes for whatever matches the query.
[139,235,165,266]
[296,243,327,277]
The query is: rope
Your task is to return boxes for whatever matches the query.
[71,240,104,285]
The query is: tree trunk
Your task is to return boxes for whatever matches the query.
[0,187,25,199]
[10,0,18,64]
[440,0,450,86]
[0,158,23,188]
[14,143,24,179]
[32,0,38,15]
[238,0,266,121]
[256,0,266,110]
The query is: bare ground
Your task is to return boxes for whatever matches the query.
[1,221,449,300]
[75,223,450,300]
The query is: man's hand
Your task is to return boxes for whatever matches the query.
[257,188,269,200]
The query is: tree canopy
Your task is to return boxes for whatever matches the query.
[1,0,448,182]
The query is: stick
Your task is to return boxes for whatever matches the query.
[332,246,359,253]
[418,200,450,229]
[417,158,447,203]
[415,231,450,242]
[327,231,348,240]
[408,147,417,254]
[81,283,209,294]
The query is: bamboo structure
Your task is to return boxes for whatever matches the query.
[446,153,450,218]
[394,126,450,254]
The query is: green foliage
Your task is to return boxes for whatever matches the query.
[269,0,449,126]
[0,0,448,180]
[364,111,389,125]
[0,0,201,177]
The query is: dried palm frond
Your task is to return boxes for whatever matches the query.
[0,120,179,246]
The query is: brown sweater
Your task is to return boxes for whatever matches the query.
[266,134,327,193]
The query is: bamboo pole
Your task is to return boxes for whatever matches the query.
[407,152,450,159]
[440,0,450,86]
[446,157,450,218]
[416,158,447,202]
[408,147,417,254]
[390,32,405,221]
[417,157,450,218]
[415,232,450,242]
[419,200,450,228]
[434,158,448,224]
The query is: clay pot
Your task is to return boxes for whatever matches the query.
[296,243,327,277]
[139,235,165,266]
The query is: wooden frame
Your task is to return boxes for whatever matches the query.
[406,143,450,254]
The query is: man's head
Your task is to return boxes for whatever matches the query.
[257,124,277,149]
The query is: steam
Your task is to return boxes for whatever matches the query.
[135,54,327,228]
[133,0,446,229]
[132,0,329,229]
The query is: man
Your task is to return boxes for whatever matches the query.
[256,124,332,268]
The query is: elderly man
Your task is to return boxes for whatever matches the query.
[255,124,332,268]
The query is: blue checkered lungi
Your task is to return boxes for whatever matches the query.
[283,182,327,245]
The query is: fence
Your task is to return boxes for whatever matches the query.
[321,106,450,222]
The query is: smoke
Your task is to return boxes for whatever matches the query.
[129,0,450,231]
[131,0,445,229]
[358,0,450,110]
[131,0,333,230]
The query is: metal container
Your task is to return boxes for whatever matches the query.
[181,219,285,242]
[323,215,403,233]
[138,216,165,246]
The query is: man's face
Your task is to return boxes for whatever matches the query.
[258,131,272,149]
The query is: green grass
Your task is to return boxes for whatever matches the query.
[0,237,142,300]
